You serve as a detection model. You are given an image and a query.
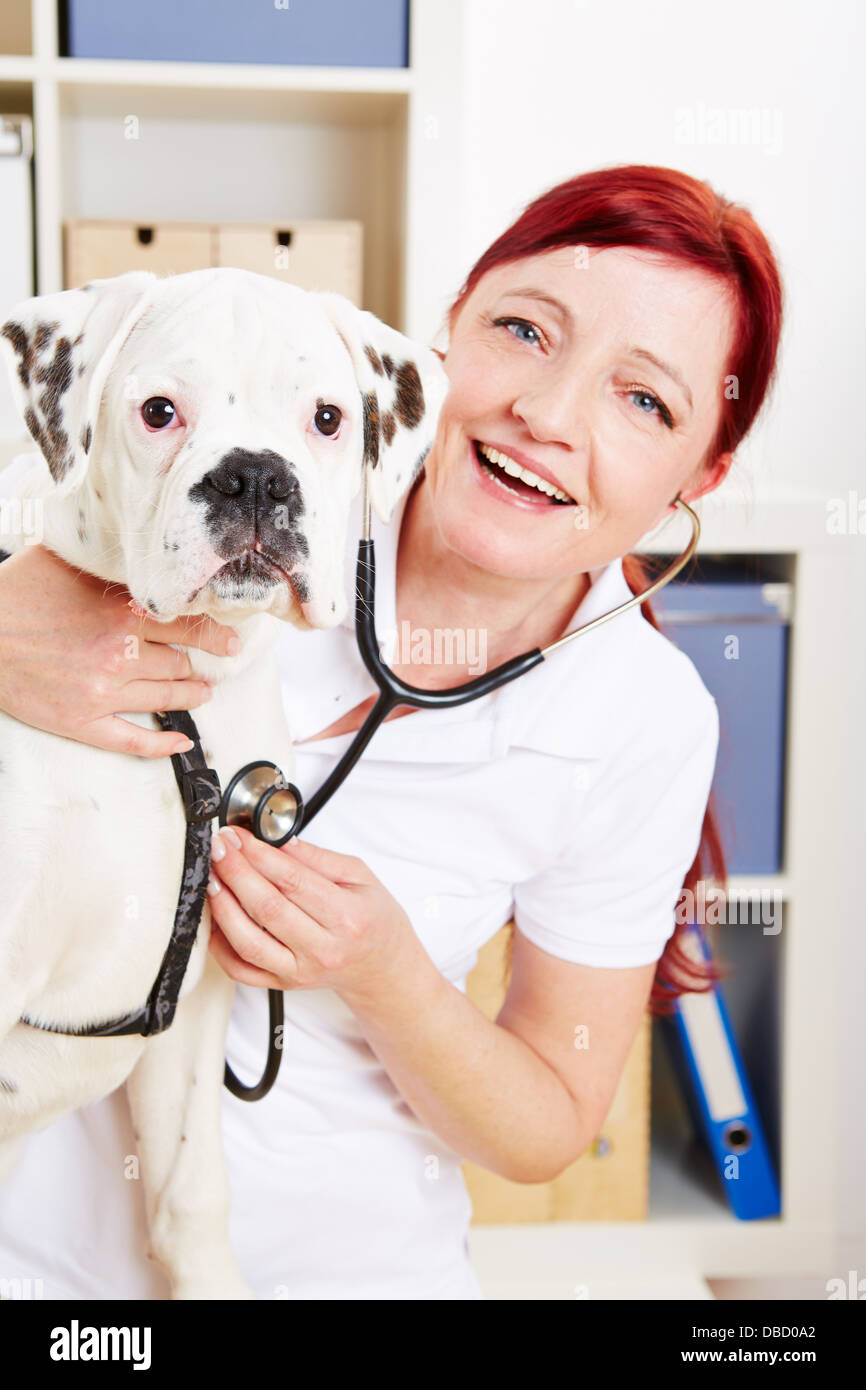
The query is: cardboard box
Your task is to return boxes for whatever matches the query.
[215,221,363,303]
[462,923,651,1222]
[65,221,215,284]
[64,219,364,304]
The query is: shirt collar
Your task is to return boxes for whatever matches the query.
[324,479,647,762]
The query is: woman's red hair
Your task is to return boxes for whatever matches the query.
[447,164,784,1013]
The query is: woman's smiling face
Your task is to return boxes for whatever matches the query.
[426,245,737,580]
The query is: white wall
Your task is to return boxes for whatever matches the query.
[443,0,866,500]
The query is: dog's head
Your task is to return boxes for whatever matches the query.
[0,268,446,628]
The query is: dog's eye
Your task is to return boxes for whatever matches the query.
[314,404,342,437]
[141,397,177,429]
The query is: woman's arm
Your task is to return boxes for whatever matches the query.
[339,928,655,1184]
[205,826,654,1185]
[0,543,239,758]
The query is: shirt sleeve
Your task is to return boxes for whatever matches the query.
[512,690,720,968]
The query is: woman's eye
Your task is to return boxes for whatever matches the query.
[626,387,674,429]
[314,404,342,436]
[494,316,545,348]
[141,397,177,429]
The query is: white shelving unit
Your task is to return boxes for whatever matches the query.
[1,0,851,1298]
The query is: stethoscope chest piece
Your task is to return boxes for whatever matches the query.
[219,760,304,846]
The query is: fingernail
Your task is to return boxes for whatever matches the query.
[211,835,226,862]
[227,636,241,656]
[206,874,221,895]
[174,738,194,753]
[220,826,242,850]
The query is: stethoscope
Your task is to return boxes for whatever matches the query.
[218,484,701,1100]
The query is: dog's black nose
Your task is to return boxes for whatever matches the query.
[189,448,309,576]
[203,448,302,520]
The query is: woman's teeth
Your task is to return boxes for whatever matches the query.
[475,442,574,504]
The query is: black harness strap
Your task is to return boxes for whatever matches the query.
[20,710,223,1039]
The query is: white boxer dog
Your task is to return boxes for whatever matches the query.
[0,267,445,1298]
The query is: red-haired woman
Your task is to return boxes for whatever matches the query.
[0,165,783,1300]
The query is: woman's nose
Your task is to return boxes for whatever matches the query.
[510,371,589,449]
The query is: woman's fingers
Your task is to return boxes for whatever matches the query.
[206,864,303,982]
[113,676,214,715]
[208,921,289,991]
[209,828,335,948]
[281,836,369,886]
[81,714,200,759]
[226,827,365,924]
[135,611,240,659]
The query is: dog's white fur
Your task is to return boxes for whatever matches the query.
[0,267,444,1298]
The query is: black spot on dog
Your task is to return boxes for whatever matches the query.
[24,406,46,454]
[34,322,56,354]
[393,361,424,430]
[292,572,311,603]
[1,321,35,388]
[147,599,159,614]
[364,344,384,377]
[34,335,76,481]
[76,508,87,544]
[362,391,380,467]
[381,353,395,379]
[228,393,235,405]
[81,423,92,455]
[95,489,102,501]
[77,362,87,377]
[330,600,336,612]
[381,410,396,446]
[0,1076,18,1094]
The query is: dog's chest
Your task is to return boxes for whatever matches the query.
[0,649,295,1015]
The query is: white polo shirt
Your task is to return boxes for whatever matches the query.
[0,472,719,1301]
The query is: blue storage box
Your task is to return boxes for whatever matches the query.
[62,0,409,67]
[651,566,791,876]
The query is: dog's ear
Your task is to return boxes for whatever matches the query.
[0,270,160,496]
[314,291,447,525]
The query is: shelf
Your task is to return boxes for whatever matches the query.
[0,55,35,81]
[55,59,410,125]
[54,56,412,92]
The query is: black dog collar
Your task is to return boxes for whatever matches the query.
[20,710,222,1038]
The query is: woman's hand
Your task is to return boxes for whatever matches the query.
[206,827,424,1003]
[0,543,240,758]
